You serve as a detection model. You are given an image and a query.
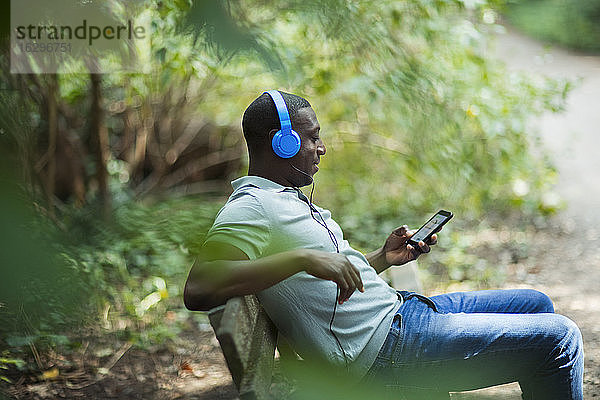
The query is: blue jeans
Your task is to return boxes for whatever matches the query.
[361,289,584,399]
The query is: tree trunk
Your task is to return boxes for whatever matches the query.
[90,73,111,218]
[46,74,58,218]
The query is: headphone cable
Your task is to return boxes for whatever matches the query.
[292,166,349,369]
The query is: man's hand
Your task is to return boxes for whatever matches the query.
[301,249,364,305]
[383,225,437,267]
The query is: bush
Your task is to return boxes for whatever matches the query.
[52,193,223,344]
[504,0,600,52]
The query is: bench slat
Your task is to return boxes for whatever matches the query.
[209,295,277,400]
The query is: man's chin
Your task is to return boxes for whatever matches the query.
[294,173,314,187]
[298,177,314,187]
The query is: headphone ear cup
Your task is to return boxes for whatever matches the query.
[272,129,301,158]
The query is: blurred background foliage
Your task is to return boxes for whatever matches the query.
[0,0,587,380]
[504,0,600,53]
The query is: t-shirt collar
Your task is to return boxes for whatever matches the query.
[231,175,294,193]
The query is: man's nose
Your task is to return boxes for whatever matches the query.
[317,141,326,155]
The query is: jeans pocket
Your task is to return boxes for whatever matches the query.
[373,314,402,362]
[390,313,404,363]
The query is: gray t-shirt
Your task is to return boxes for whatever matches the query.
[205,175,401,377]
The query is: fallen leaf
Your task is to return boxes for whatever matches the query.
[180,361,193,373]
[41,367,59,380]
[179,361,206,378]
[193,370,206,378]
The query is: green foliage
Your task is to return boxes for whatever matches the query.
[0,0,574,376]
[10,0,568,247]
[181,1,569,249]
[505,0,600,52]
[0,90,92,354]
[0,190,221,369]
[184,0,569,289]
[0,85,220,353]
[240,0,568,250]
[0,356,26,383]
[55,194,222,342]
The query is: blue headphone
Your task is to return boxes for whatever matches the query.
[264,90,301,158]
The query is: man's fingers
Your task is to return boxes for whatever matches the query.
[339,287,351,304]
[343,270,357,301]
[428,234,438,245]
[407,244,420,259]
[347,271,362,295]
[349,264,364,292]
[418,241,431,253]
[392,225,409,237]
[342,269,354,292]
[337,279,350,304]
[344,287,353,303]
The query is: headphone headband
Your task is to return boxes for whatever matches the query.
[265,90,292,133]
[264,90,301,158]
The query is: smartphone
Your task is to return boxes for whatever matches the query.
[407,210,453,250]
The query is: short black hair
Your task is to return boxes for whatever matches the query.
[242,91,311,153]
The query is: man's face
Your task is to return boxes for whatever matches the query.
[290,107,326,187]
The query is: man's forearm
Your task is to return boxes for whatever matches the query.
[184,249,307,311]
[366,247,391,274]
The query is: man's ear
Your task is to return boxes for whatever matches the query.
[268,128,279,142]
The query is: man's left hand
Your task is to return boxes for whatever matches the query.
[382,225,438,267]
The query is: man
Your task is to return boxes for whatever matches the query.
[184,90,584,399]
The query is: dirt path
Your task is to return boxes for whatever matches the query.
[456,27,600,399]
[493,28,600,227]
[455,26,600,400]
[497,25,600,396]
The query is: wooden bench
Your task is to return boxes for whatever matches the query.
[208,295,452,400]
[208,295,279,400]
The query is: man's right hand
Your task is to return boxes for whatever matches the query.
[300,249,364,304]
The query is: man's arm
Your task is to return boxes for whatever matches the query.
[184,242,364,311]
[365,246,390,274]
[365,226,437,275]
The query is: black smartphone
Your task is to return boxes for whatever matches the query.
[407,210,453,250]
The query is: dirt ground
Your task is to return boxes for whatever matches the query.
[2,27,599,400]
[1,325,239,400]
[453,216,600,399]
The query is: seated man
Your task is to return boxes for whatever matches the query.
[184,90,584,399]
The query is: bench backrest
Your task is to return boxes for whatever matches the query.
[208,295,278,400]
